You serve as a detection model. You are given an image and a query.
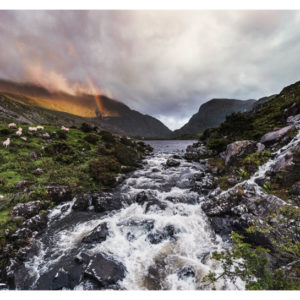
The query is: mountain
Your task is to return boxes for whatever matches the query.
[0,79,172,138]
[173,98,256,137]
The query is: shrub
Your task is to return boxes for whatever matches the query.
[89,157,121,186]
[84,133,99,145]
[99,130,115,143]
[113,143,139,166]
[80,122,93,133]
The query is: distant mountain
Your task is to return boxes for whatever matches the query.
[173,98,256,137]
[0,79,172,138]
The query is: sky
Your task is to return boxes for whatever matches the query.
[1,10,300,129]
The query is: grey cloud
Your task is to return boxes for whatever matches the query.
[0,10,300,129]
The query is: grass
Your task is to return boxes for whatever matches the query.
[0,122,152,265]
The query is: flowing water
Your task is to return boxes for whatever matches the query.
[13,140,244,290]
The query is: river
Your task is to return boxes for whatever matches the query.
[12,140,242,290]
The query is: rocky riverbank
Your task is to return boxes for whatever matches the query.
[184,92,300,289]
[0,122,152,288]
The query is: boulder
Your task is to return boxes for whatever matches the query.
[82,223,109,244]
[33,168,44,175]
[202,184,286,247]
[14,180,32,190]
[184,144,211,161]
[72,194,92,211]
[177,266,196,280]
[23,213,48,232]
[10,201,45,219]
[260,125,295,145]
[46,183,72,204]
[147,225,177,244]
[165,159,180,168]
[92,192,122,213]
[270,151,293,173]
[287,114,300,125]
[224,140,257,166]
[284,102,300,118]
[83,253,126,287]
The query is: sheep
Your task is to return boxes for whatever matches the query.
[8,123,16,128]
[28,126,38,132]
[3,138,10,148]
[61,126,70,132]
[16,127,22,136]
[36,125,44,130]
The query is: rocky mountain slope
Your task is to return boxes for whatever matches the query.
[184,80,300,289]
[0,80,172,139]
[173,98,256,138]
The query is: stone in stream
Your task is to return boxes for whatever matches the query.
[72,193,92,211]
[83,253,126,288]
[165,158,180,167]
[81,223,109,244]
[177,266,196,280]
[92,192,122,213]
[147,225,178,244]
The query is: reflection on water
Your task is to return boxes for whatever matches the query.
[145,140,197,153]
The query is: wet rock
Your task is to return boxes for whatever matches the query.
[23,213,48,232]
[151,168,160,173]
[46,183,72,204]
[287,114,300,125]
[177,266,196,280]
[83,253,126,287]
[165,159,180,168]
[60,204,70,213]
[135,191,148,204]
[260,125,295,145]
[29,151,38,159]
[33,168,44,175]
[209,216,232,236]
[82,223,109,244]
[271,151,293,173]
[72,194,92,211]
[10,201,45,219]
[184,144,210,161]
[10,228,32,240]
[192,172,205,181]
[92,192,122,213]
[52,268,70,290]
[202,185,286,247]
[224,140,257,166]
[254,176,270,187]
[144,199,167,213]
[147,225,177,244]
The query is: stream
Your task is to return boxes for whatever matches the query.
[13,140,244,290]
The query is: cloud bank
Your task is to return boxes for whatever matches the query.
[1,10,300,129]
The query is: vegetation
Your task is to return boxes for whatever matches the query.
[0,123,152,271]
[201,82,300,152]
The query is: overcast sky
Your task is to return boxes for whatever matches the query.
[1,10,300,129]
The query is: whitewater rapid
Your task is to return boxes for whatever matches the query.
[16,144,244,290]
